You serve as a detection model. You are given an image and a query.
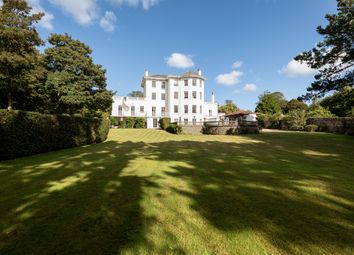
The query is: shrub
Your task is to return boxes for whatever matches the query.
[134,117,145,128]
[159,117,171,130]
[166,124,182,134]
[305,124,318,132]
[0,110,110,160]
[124,117,134,128]
[284,110,307,131]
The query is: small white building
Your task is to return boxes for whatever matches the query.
[111,70,219,128]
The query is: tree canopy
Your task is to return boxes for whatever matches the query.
[127,91,144,97]
[295,0,354,100]
[320,86,354,116]
[218,102,239,114]
[0,0,43,109]
[255,91,287,114]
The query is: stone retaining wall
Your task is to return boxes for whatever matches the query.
[181,125,203,135]
[307,117,354,135]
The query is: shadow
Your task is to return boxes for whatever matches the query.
[0,131,353,254]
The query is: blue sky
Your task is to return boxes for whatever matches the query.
[8,0,338,110]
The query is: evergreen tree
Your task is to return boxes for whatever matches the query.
[0,0,44,109]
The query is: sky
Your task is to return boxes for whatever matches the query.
[1,0,338,110]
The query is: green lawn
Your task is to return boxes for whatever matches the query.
[0,129,354,255]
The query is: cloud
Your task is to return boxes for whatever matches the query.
[48,0,99,25]
[29,0,54,30]
[166,53,195,69]
[232,61,243,69]
[243,83,257,92]
[279,59,317,77]
[0,0,2,6]
[108,0,160,10]
[100,11,117,32]
[216,70,243,86]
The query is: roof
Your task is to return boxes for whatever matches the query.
[225,110,255,117]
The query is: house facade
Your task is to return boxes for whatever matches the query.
[111,70,219,128]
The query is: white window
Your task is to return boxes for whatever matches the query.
[200,105,202,114]
[192,105,197,114]
[152,81,156,88]
[174,105,178,113]
[174,81,178,87]
[209,110,212,116]
[200,92,202,99]
[161,107,166,116]
[118,105,122,115]
[161,93,165,100]
[193,79,196,86]
[162,82,166,89]
[184,105,188,114]
[184,91,188,99]
[200,81,203,88]
[184,79,188,86]
[152,107,156,116]
[184,119,188,125]
[152,93,156,100]
[140,106,144,113]
[192,118,196,125]
[153,118,158,128]
[131,106,135,116]
[174,92,178,99]
[192,91,197,99]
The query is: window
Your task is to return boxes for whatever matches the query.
[118,105,122,115]
[162,82,166,89]
[184,105,188,114]
[192,91,197,99]
[161,93,165,100]
[192,105,197,114]
[184,79,188,86]
[140,106,144,113]
[200,105,202,114]
[152,81,156,88]
[152,92,156,100]
[200,81,203,88]
[153,118,158,128]
[174,91,178,99]
[131,106,135,116]
[193,79,196,86]
[184,119,188,125]
[161,107,166,116]
[152,107,156,116]
[184,91,188,99]
[200,92,202,100]
[192,118,196,125]
[209,110,212,116]
[174,105,178,113]
[174,81,178,87]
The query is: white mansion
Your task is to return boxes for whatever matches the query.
[111,70,219,128]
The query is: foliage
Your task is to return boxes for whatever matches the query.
[255,91,287,115]
[284,99,308,113]
[307,103,335,118]
[295,0,354,100]
[0,0,44,110]
[43,33,113,115]
[110,117,118,126]
[320,86,354,116]
[218,102,239,114]
[127,91,144,97]
[284,110,308,130]
[134,117,145,128]
[305,124,319,132]
[166,124,182,134]
[159,117,171,130]
[124,117,134,128]
[0,109,109,160]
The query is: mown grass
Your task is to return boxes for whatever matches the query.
[0,129,354,255]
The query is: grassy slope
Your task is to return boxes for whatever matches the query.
[0,129,353,255]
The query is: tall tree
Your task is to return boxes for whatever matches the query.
[255,91,287,114]
[295,0,354,100]
[44,33,113,115]
[320,86,354,116]
[0,0,44,109]
[218,102,239,114]
[127,90,144,97]
[284,99,308,113]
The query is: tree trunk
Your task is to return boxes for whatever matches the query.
[7,92,12,110]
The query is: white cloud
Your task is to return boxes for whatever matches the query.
[279,59,317,77]
[216,70,243,86]
[232,61,243,69]
[100,11,117,32]
[29,0,54,30]
[108,0,160,10]
[166,53,195,69]
[49,0,99,25]
[0,0,3,6]
[243,83,257,92]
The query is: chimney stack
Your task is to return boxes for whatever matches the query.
[211,92,215,104]
[144,70,149,77]
[197,69,202,76]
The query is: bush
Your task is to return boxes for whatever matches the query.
[0,110,110,160]
[159,117,171,130]
[305,124,318,132]
[124,117,134,128]
[134,117,145,128]
[166,124,182,134]
[284,110,307,131]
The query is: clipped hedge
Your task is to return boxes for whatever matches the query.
[159,117,171,130]
[166,124,182,134]
[0,110,110,160]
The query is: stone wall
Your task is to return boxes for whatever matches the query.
[202,121,259,135]
[307,117,354,135]
[181,125,203,135]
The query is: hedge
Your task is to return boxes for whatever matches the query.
[159,118,171,130]
[0,110,110,160]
